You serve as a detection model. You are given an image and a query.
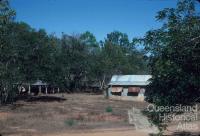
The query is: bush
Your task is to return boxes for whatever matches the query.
[65,119,76,127]
[105,106,113,113]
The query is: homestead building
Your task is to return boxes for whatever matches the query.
[106,75,152,101]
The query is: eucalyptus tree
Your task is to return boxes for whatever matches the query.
[139,0,200,132]
[58,34,89,91]
[143,0,200,106]
[0,0,16,103]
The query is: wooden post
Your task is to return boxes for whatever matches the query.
[57,88,60,93]
[39,86,42,95]
[28,84,31,94]
[18,86,21,94]
[108,85,112,97]
[52,88,55,94]
[45,86,48,94]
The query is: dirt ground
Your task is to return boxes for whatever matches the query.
[0,93,199,136]
[0,94,149,136]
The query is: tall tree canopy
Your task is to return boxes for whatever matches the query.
[142,0,200,106]
[0,0,148,103]
[0,0,16,103]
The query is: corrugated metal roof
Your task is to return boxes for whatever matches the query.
[108,75,152,86]
[32,80,48,86]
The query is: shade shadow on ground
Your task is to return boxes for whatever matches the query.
[26,96,66,102]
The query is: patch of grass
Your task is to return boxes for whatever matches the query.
[105,106,113,113]
[65,119,76,127]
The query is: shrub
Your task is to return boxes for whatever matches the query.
[65,119,76,127]
[105,106,113,113]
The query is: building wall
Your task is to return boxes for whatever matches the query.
[106,86,146,102]
[122,88,128,96]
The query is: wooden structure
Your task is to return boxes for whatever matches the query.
[106,75,152,101]
[31,80,48,95]
[17,80,60,95]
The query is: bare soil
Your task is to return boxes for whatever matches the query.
[0,93,199,136]
[0,93,149,136]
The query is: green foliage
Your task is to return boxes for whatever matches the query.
[144,0,200,106]
[65,119,76,127]
[0,0,148,103]
[0,0,16,104]
[138,0,200,132]
[142,110,167,135]
[57,34,90,90]
[0,0,16,25]
[105,106,113,113]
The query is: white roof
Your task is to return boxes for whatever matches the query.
[32,80,48,86]
[108,75,152,86]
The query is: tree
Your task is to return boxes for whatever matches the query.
[58,34,90,91]
[0,19,58,103]
[0,0,15,25]
[92,31,148,89]
[0,0,16,104]
[0,0,149,100]
[144,0,200,106]
[140,0,200,132]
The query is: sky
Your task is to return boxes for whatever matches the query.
[10,0,178,41]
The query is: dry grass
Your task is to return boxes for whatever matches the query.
[0,93,148,136]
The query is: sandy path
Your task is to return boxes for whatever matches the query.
[40,128,154,136]
[48,131,147,136]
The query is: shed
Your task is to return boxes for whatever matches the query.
[106,75,152,101]
[32,80,48,86]
[31,80,48,94]
[16,80,60,95]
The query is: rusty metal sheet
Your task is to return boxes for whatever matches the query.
[111,87,123,92]
[128,87,140,92]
